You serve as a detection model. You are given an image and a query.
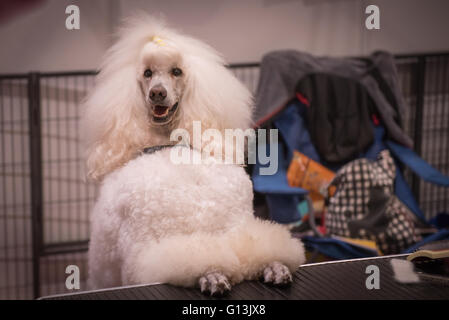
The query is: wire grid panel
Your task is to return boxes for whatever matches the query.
[230,64,260,96]
[396,58,419,140]
[40,75,97,245]
[418,56,449,219]
[374,56,449,221]
[396,58,420,213]
[0,77,33,299]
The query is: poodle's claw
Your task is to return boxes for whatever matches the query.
[263,261,292,286]
[199,272,231,296]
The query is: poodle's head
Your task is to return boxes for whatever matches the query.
[138,38,186,126]
[82,14,253,181]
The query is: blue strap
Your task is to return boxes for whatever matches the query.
[402,229,449,253]
[265,195,304,223]
[252,142,307,195]
[302,236,377,259]
[252,166,307,195]
[386,140,449,187]
[252,141,307,224]
[394,166,426,221]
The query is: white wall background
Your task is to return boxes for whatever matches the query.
[1,0,449,73]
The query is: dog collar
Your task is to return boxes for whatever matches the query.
[142,144,190,155]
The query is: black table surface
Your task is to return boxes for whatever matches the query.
[41,254,449,300]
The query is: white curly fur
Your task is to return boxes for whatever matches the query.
[84,14,305,290]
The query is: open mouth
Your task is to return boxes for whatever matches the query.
[151,102,179,124]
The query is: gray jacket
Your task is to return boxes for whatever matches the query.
[254,50,413,148]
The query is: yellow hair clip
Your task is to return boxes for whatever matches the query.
[151,36,166,46]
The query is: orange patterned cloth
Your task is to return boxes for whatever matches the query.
[287,151,335,202]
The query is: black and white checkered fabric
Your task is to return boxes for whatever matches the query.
[325,150,421,254]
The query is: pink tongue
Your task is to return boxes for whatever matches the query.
[154,105,168,116]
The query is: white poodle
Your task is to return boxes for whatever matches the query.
[83,14,305,295]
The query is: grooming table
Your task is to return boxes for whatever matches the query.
[41,254,449,300]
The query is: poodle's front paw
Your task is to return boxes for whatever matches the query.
[199,272,231,296]
[262,261,292,286]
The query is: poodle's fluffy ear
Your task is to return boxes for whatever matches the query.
[82,15,166,181]
[82,64,149,182]
[178,42,254,132]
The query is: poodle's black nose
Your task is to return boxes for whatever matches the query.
[150,85,167,103]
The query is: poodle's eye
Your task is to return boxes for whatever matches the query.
[172,67,183,77]
[143,69,152,78]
